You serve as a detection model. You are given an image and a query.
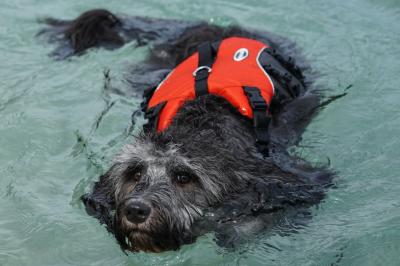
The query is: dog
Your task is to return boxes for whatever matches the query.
[38,9,337,253]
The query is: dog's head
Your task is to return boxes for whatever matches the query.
[82,131,256,252]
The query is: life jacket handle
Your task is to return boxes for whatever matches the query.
[194,42,218,97]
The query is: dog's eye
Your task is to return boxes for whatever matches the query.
[124,166,143,182]
[175,173,192,184]
[132,171,142,182]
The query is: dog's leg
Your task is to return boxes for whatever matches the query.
[81,169,116,232]
[269,92,321,147]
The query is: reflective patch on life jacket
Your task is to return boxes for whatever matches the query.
[233,48,249,61]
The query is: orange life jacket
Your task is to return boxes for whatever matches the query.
[145,37,274,131]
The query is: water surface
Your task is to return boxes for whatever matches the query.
[0,0,399,265]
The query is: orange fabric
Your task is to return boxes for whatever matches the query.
[147,37,274,131]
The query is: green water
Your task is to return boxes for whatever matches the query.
[1,0,399,265]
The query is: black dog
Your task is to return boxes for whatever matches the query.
[39,9,336,252]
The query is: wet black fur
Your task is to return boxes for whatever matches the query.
[41,9,124,54]
[40,10,335,252]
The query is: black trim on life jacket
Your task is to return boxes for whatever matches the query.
[259,48,305,99]
[193,42,219,97]
[244,86,271,157]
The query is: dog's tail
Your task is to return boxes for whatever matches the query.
[37,9,124,56]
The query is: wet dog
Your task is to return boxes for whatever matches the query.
[39,9,336,252]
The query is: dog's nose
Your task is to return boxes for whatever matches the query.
[124,199,151,224]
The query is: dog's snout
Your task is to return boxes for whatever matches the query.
[124,199,151,224]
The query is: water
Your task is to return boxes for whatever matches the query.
[0,0,399,265]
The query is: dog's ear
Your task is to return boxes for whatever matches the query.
[81,169,116,232]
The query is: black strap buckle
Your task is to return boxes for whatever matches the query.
[244,87,269,111]
[244,86,271,157]
[250,99,268,111]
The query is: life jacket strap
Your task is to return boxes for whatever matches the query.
[143,101,166,132]
[193,42,218,97]
[244,86,271,156]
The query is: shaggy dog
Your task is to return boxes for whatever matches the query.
[39,9,338,252]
